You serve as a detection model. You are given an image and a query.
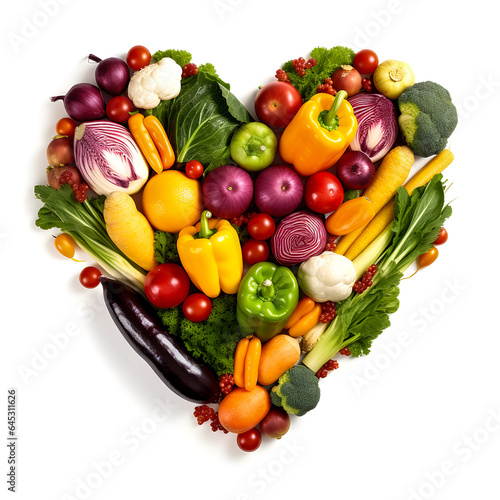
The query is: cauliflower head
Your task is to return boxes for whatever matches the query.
[297,251,355,302]
[128,57,182,110]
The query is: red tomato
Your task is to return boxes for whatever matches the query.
[304,171,344,214]
[236,428,262,452]
[353,49,379,75]
[185,160,204,179]
[254,82,303,129]
[183,293,212,322]
[55,117,76,138]
[127,45,151,71]
[79,267,102,289]
[106,96,135,123]
[247,213,276,240]
[242,239,270,265]
[433,227,448,245]
[144,263,190,309]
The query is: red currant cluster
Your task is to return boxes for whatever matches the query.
[181,63,198,78]
[361,78,373,92]
[319,301,337,323]
[317,77,337,96]
[316,359,339,378]
[193,405,228,433]
[231,209,258,227]
[219,373,235,395]
[353,264,378,294]
[275,69,290,83]
[324,235,337,252]
[339,347,351,356]
[292,57,316,77]
[59,170,89,203]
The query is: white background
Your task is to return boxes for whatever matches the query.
[2,1,500,499]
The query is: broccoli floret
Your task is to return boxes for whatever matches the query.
[157,293,245,376]
[270,365,320,416]
[154,230,179,264]
[398,81,458,157]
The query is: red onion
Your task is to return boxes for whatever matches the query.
[271,210,327,265]
[330,65,362,97]
[336,150,376,190]
[348,93,398,163]
[88,54,130,96]
[202,165,254,219]
[254,165,303,218]
[51,83,105,122]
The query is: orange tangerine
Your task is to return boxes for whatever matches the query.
[142,170,204,233]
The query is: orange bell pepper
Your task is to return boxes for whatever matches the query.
[279,90,357,176]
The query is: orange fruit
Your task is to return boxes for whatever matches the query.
[142,170,204,233]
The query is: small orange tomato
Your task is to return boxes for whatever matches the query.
[54,233,81,260]
[418,246,439,269]
[325,196,375,235]
[55,117,77,138]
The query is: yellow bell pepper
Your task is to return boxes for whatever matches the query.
[177,210,243,298]
[279,90,357,176]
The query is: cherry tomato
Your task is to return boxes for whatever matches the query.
[106,96,135,123]
[182,293,212,322]
[247,213,276,240]
[353,49,379,75]
[236,428,262,452]
[433,227,448,245]
[418,246,439,269]
[127,45,151,71]
[54,233,77,259]
[79,267,102,289]
[242,239,270,265]
[185,160,204,179]
[254,81,303,129]
[144,263,190,309]
[55,117,76,138]
[304,171,344,214]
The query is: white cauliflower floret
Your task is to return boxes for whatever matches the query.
[297,251,356,302]
[128,57,182,109]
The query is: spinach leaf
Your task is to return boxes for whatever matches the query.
[148,71,251,167]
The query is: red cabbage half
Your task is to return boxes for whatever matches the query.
[348,93,398,163]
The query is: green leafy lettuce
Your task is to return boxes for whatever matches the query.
[147,50,251,170]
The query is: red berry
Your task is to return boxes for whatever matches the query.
[182,63,198,78]
[219,373,235,395]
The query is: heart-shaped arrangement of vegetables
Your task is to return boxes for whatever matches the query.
[35,45,457,452]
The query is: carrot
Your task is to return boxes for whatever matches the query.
[288,304,322,338]
[218,386,271,434]
[257,334,301,386]
[335,145,414,255]
[233,337,250,388]
[245,336,262,391]
[344,149,454,261]
[284,297,316,329]
[104,191,157,271]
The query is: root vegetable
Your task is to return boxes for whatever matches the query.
[257,334,301,386]
[104,191,157,271]
[46,136,74,167]
[259,407,291,439]
[218,385,271,434]
[47,165,82,190]
[330,65,362,97]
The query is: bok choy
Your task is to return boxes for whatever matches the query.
[302,174,452,372]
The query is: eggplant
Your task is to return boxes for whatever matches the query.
[100,277,220,404]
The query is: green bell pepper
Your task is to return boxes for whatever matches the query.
[236,262,299,342]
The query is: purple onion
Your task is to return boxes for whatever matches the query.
[51,83,105,122]
[88,54,130,96]
[254,165,303,218]
[271,210,327,265]
[202,165,254,219]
